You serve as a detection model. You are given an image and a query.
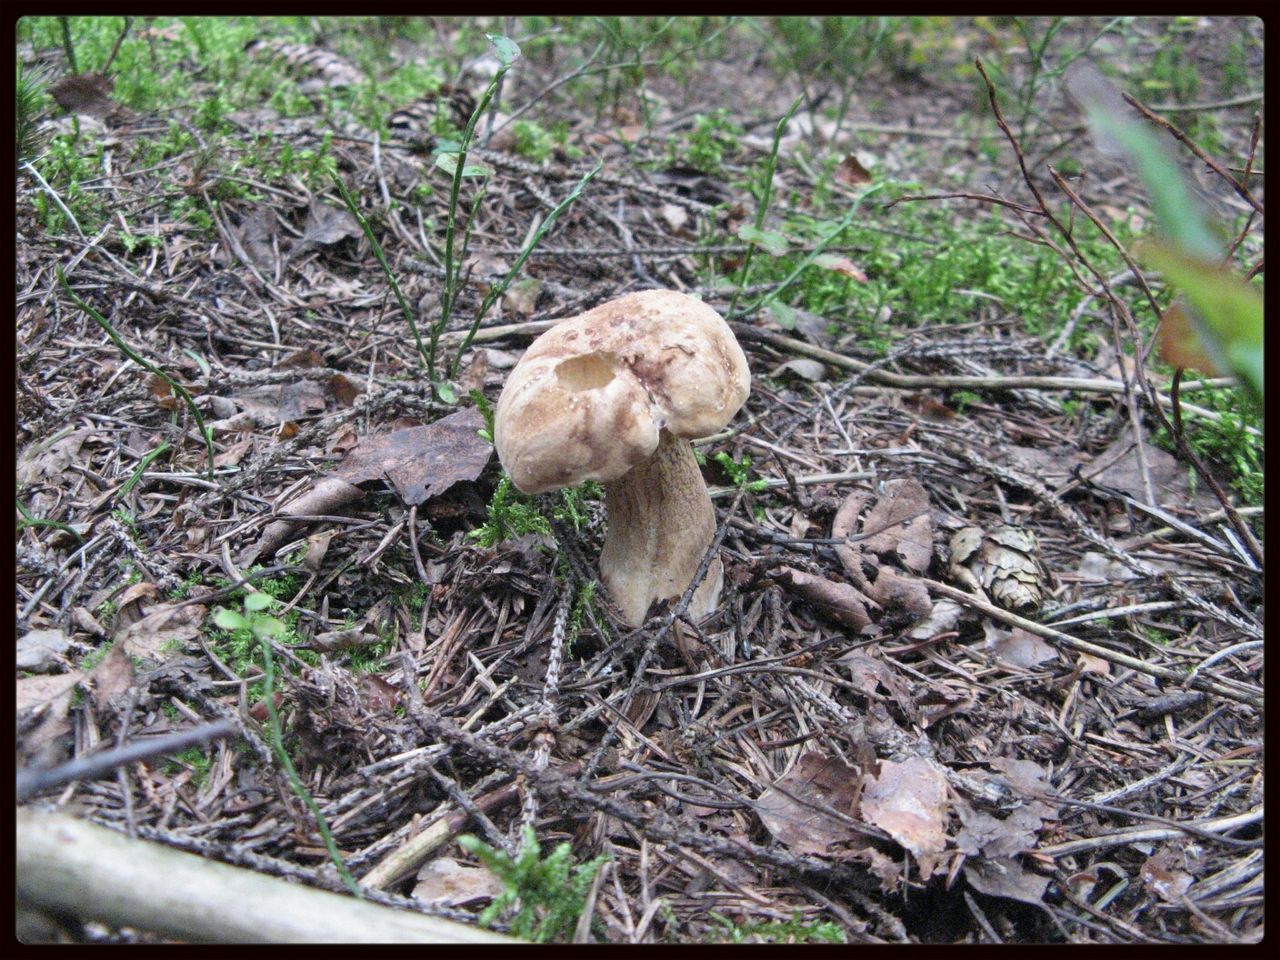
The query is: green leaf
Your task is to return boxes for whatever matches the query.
[434,152,492,178]
[435,379,457,403]
[252,616,288,640]
[737,224,790,257]
[243,592,275,613]
[766,302,797,329]
[213,608,249,631]
[487,34,521,67]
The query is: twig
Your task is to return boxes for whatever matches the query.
[17,719,238,802]
[1123,91,1264,214]
[1036,807,1263,858]
[921,579,1261,708]
[16,808,512,943]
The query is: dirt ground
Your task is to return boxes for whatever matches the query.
[15,17,1263,943]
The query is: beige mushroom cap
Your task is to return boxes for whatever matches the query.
[494,290,750,494]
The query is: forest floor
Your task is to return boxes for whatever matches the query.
[15,16,1264,944]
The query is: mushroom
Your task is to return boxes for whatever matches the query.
[493,290,750,627]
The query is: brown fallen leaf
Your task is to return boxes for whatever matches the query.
[756,751,865,856]
[834,152,873,187]
[860,479,934,573]
[116,604,207,661]
[963,856,1049,906]
[88,642,134,712]
[859,757,949,877]
[831,491,871,589]
[289,198,363,260]
[236,207,279,271]
[327,374,360,407]
[214,436,253,468]
[984,623,1057,670]
[1140,848,1194,903]
[16,430,90,486]
[16,669,85,767]
[502,277,542,317]
[358,674,401,714]
[333,406,492,505]
[867,566,933,620]
[247,408,492,564]
[17,628,72,673]
[772,567,874,631]
[412,858,505,908]
[813,253,868,282]
[278,379,328,421]
[836,649,914,715]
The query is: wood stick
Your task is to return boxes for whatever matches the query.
[16,808,513,944]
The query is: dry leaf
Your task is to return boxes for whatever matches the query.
[963,857,1049,906]
[413,858,505,907]
[116,604,207,661]
[860,757,949,875]
[867,567,933,620]
[17,629,72,672]
[247,476,364,563]
[831,491,871,589]
[1087,433,1219,511]
[88,642,134,712]
[300,199,362,247]
[768,358,828,381]
[16,669,84,767]
[278,380,327,421]
[1157,300,1221,376]
[333,406,492,506]
[17,430,89,486]
[660,203,688,232]
[1140,848,1194,902]
[907,597,964,640]
[328,374,360,407]
[836,650,913,715]
[813,253,868,282]
[1076,551,1140,582]
[984,623,1056,670]
[358,674,401,715]
[756,752,864,856]
[860,479,935,573]
[1076,651,1111,677]
[834,152,873,187]
[772,567,873,631]
[214,437,253,468]
[502,277,542,317]
[237,208,279,270]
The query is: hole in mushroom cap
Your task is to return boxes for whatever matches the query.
[555,351,618,391]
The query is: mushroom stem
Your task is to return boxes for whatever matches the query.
[600,428,723,627]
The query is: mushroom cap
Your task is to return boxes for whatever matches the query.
[493,290,750,494]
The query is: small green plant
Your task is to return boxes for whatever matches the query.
[57,268,217,477]
[459,825,609,943]
[469,476,552,548]
[709,909,846,944]
[212,590,359,897]
[511,119,555,162]
[212,590,289,641]
[713,452,768,493]
[165,746,214,786]
[669,109,742,176]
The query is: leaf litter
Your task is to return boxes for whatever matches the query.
[14,17,1263,946]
